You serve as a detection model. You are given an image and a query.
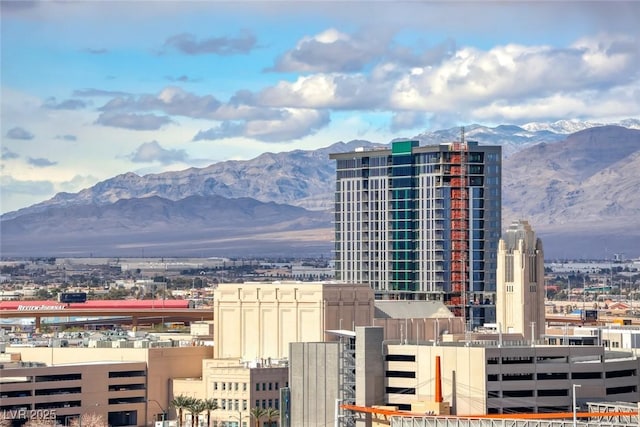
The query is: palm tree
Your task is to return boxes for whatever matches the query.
[171,395,196,427]
[203,398,218,427]
[264,408,279,427]
[187,399,206,427]
[249,407,266,427]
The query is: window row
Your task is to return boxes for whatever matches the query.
[254,399,280,410]
[487,369,636,381]
[213,382,247,392]
[255,382,280,391]
[219,399,247,411]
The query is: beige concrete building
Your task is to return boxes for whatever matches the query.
[1,359,146,426]
[355,326,640,417]
[287,301,464,427]
[2,346,211,425]
[496,220,545,341]
[289,341,343,427]
[169,281,376,426]
[545,324,640,353]
[173,358,288,427]
[213,282,376,359]
[372,300,464,343]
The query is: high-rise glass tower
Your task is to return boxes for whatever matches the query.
[330,139,501,326]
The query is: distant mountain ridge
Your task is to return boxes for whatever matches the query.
[1,195,333,258]
[1,121,639,259]
[1,139,379,221]
[503,126,640,231]
[521,118,640,134]
[6,119,638,220]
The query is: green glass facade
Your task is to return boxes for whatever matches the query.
[330,140,502,326]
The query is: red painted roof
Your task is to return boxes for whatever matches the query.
[0,299,192,310]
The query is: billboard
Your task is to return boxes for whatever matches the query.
[583,309,598,322]
[58,292,87,303]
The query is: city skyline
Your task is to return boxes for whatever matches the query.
[2,1,639,214]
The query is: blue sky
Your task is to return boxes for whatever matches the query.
[2,1,639,214]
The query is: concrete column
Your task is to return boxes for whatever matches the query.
[356,326,385,427]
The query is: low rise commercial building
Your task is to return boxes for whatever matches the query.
[173,358,288,427]
[289,326,640,426]
[1,359,145,426]
[2,345,211,424]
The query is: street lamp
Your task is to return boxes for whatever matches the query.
[572,383,581,427]
[228,410,246,427]
[149,399,167,426]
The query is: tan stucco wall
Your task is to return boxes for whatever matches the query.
[496,222,545,341]
[385,344,487,416]
[6,345,212,423]
[374,317,465,342]
[213,282,375,360]
[0,361,146,425]
[173,358,288,426]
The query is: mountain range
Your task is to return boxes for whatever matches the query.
[2,120,639,259]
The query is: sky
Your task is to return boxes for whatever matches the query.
[1,1,640,214]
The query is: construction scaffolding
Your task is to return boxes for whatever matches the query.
[586,402,639,426]
[447,129,469,320]
[338,333,357,427]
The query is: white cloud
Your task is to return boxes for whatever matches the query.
[95,112,173,130]
[27,157,57,167]
[58,174,101,194]
[162,31,258,56]
[244,108,330,142]
[389,35,640,122]
[129,141,189,164]
[6,126,34,140]
[0,175,55,214]
[257,73,385,110]
[1,147,19,160]
[472,86,640,123]
[1,173,101,214]
[270,28,389,73]
[194,108,330,142]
